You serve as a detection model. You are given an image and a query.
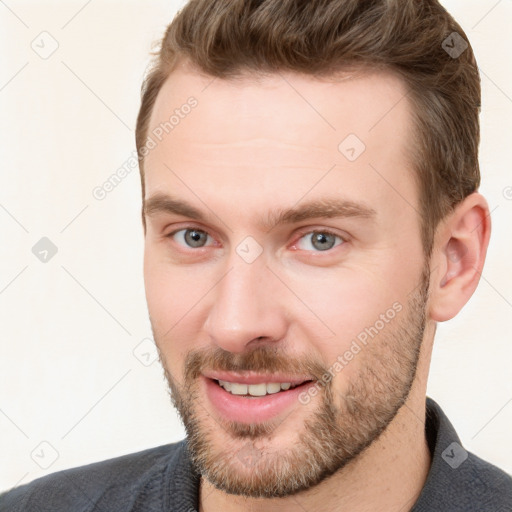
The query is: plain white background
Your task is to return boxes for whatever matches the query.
[0,0,511,492]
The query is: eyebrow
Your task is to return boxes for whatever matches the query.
[143,193,376,231]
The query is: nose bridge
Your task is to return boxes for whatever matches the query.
[204,247,285,352]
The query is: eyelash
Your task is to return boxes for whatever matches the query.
[292,228,345,252]
[166,226,346,253]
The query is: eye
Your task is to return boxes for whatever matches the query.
[294,230,344,252]
[169,228,214,249]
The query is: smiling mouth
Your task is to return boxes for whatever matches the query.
[215,379,313,397]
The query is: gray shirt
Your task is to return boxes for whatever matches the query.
[1,397,511,511]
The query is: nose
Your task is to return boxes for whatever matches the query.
[203,254,288,353]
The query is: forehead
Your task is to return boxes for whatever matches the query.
[143,63,418,226]
[148,64,412,145]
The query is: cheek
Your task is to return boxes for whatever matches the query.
[143,249,212,365]
[287,269,406,363]
[144,247,198,316]
[144,251,189,343]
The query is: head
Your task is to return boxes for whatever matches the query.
[137,0,490,499]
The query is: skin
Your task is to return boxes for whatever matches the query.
[142,60,491,511]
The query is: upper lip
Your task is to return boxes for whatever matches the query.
[202,371,314,385]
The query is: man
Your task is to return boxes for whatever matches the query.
[2,0,511,510]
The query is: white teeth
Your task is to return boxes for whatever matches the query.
[217,380,297,396]
[230,383,248,395]
[266,383,282,394]
[248,383,267,396]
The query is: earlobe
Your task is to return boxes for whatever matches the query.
[428,193,491,322]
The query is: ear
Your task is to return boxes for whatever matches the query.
[428,193,491,322]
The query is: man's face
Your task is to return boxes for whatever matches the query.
[143,64,429,497]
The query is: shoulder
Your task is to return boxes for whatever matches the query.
[470,452,512,505]
[0,440,186,512]
[418,449,512,511]
[413,398,512,511]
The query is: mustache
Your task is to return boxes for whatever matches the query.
[184,345,328,382]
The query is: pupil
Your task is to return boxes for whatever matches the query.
[313,232,334,251]
[186,229,206,247]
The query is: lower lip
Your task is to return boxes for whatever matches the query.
[204,377,315,424]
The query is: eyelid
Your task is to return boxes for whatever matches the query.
[292,226,347,240]
[166,224,348,251]
[166,222,213,238]
[289,227,347,251]
[167,225,218,248]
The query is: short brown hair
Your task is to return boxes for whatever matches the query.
[136,0,481,254]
